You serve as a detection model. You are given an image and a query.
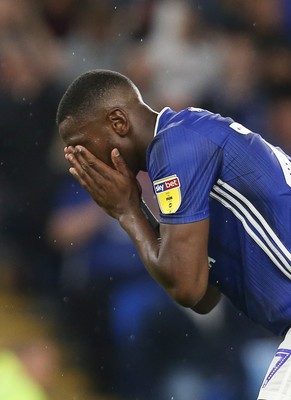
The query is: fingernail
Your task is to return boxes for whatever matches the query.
[113,148,120,157]
[75,146,82,153]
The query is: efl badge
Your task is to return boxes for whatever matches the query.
[153,175,181,214]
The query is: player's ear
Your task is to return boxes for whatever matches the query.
[108,108,129,137]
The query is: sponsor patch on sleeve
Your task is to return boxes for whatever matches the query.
[153,175,181,214]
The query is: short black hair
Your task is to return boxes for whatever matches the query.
[56,69,133,126]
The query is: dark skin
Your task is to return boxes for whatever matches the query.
[59,86,220,313]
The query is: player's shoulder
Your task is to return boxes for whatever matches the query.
[155,106,214,133]
[154,106,234,146]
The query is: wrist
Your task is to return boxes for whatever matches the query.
[118,206,144,230]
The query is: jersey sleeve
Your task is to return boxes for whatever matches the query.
[147,126,223,224]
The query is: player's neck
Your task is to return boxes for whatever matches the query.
[135,104,158,172]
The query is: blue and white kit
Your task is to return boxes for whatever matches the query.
[147,107,291,400]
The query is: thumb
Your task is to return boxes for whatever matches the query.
[111,148,129,175]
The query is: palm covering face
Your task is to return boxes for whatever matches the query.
[65,145,141,219]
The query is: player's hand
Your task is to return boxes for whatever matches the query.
[64,145,141,219]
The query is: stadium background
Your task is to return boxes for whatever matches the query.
[0,0,290,399]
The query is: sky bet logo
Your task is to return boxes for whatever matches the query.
[154,175,180,193]
[153,175,181,214]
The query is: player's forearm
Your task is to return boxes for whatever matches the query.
[119,207,172,288]
[119,208,207,307]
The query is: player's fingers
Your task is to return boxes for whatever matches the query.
[66,152,94,183]
[65,148,95,176]
[69,166,90,190]
[69,167,79,179]
[64,146,74,154]
[111,148,131,176]
[65,151,81,168]
[69,164,98,195]
[74,146,96,168]
[74,145,113,178]
[68,151,112,200]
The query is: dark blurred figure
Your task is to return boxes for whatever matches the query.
[39,0,82,38]
[0,0,64,290]
[266,93,291,154]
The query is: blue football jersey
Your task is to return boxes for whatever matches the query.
[147,107,291,336]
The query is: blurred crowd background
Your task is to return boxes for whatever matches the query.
[0,0,290,399]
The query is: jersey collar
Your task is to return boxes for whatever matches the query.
[153,107,170,137]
